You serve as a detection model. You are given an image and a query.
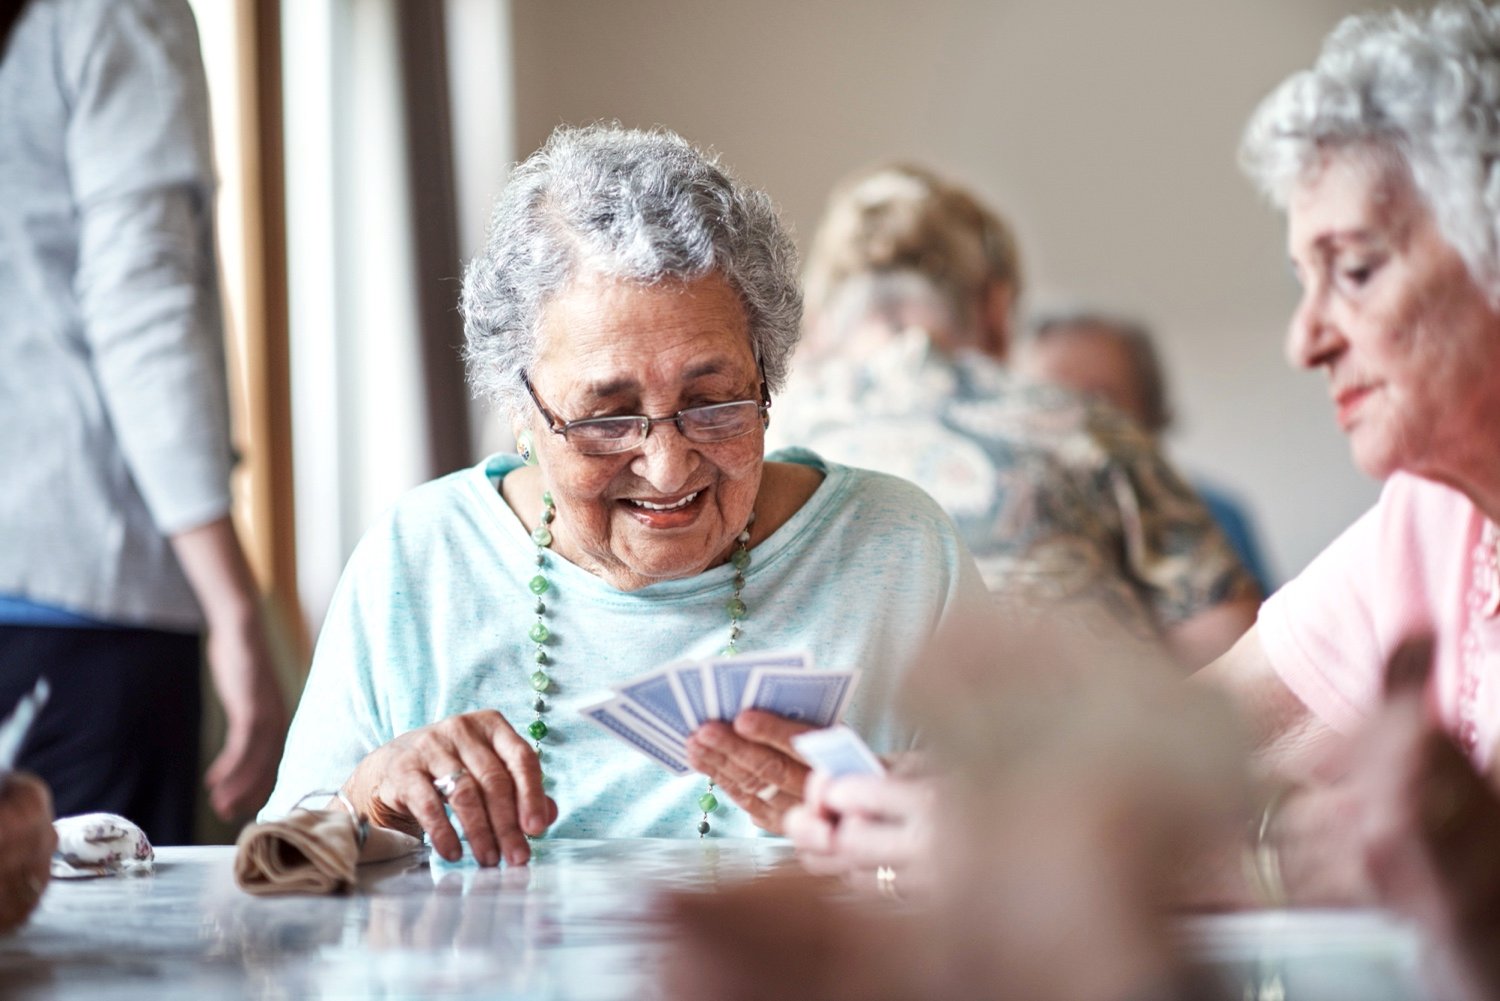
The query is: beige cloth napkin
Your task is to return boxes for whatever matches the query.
[234,807,422,895]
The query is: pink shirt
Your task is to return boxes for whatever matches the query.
[1259,473,1500,767]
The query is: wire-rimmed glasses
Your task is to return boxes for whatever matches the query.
[520,370,770,456]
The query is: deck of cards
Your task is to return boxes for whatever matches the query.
[578,651,860,775]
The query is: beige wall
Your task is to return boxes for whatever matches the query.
[508,0,1421,583]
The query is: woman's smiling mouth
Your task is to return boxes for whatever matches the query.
[626,490,700,511]
[618,489,708,528]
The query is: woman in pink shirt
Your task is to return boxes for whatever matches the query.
[1193,0,1500,984]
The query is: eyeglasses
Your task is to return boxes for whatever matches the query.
[520,370,771,456]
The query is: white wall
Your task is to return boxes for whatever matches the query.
[506,0,1420,582]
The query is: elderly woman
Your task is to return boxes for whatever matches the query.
[1196,0,1500,925]
[263,125,985,867]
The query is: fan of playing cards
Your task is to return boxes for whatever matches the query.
[578,651,859,775]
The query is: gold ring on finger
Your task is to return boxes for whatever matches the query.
[875,865,901,901]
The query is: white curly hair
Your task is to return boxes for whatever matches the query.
[461,124,803,418]
[1240,0,1500,301]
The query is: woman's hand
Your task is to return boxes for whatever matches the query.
[1344,637,1500,999]
[0,772,56,934]
[684,710,814,833]
[202,613,288,822]
[342,711,557,867]
[786,771,937,896]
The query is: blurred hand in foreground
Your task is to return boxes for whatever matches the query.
[0,772,56,934]
[665,607,1250,1001]
[1349,636,1500,1001]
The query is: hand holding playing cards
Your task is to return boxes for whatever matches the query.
[685,711,816,834]
[342,710,557,867]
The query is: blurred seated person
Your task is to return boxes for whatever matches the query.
[0,773,55,935]
[1017,311,1275,592]
[263,125,989,865]
[774,164,1259,669]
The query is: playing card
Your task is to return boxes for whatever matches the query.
[615,664,696,741]
[667,661,712,729]
[0,677,48,773]
[791,724,886,778]
[741,668,858,728]
[578,696,691,775]
[708,651,811,720]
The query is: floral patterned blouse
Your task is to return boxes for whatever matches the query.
[771,331,1258,641]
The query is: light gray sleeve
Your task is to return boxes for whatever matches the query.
[63,0,233,534]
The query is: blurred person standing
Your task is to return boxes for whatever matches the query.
[0,0,286,843]
[776,164,1259,668]
[1017,311,1275,592]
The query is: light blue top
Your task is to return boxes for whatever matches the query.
[264,450,987,839]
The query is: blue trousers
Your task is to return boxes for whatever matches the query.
[0,624,202,846]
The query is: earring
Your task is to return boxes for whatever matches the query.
[518,429,538,466]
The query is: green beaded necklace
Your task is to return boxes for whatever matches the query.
[524,489,754,837]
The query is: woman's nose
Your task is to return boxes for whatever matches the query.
[1286,286,1342,370]
[630,421,696,489]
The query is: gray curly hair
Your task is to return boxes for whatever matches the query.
[1240,0,1500,301]
[461,124,803,417]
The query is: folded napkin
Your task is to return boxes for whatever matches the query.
[234,805,422,895]
[52,813,155,878]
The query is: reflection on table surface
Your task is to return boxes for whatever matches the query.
[0,841,1434,1000]
[1182,909,1427,1001]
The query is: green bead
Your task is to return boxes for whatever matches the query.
[529,621,550,643]
[534,649,547,664]
[731,549,751,570]
[528,719,548,741]
[726,597,747,619]
[697,820,711,835]
[529,574,550,595]
[698,792,719,813]
[720,644,737,656]
[542,491,554,507]
[534,600,546,615]
[542,507,555,524]
[531,526,553,547]
[530,670,551,692]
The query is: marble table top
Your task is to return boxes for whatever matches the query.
[0,840,1432,1000]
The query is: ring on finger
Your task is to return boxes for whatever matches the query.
[875,865,902,901]
[433,767,469,800]
[755,783,779,803]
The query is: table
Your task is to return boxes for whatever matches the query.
[0,842,1435,1000]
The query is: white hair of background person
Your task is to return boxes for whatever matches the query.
[460,123,803,420]
[1240,0,1500,303]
